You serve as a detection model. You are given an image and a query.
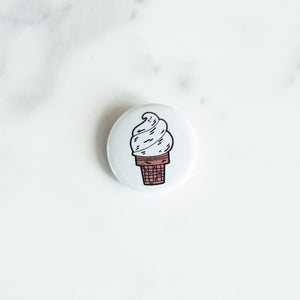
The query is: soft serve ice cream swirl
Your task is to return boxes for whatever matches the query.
[130,112,174,157]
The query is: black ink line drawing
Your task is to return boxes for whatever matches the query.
[130,112,174,185]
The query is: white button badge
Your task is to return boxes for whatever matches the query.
[107,104,198,192]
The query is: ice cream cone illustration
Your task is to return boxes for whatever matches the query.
[130,112,174,185]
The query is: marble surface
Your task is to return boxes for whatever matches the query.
[1,0,300,299]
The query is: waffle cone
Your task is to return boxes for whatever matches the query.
[135,152,170,185]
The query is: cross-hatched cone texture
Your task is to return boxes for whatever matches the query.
[135,152,170,185]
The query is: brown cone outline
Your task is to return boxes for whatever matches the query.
[135,152,170,185]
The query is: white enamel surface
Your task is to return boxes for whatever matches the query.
[1,0,300,299]
[108,104,197,192]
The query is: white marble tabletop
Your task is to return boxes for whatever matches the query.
[1,0,300,299]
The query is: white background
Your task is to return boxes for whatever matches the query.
[0,0,300,299]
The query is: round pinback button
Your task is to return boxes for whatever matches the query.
[106,103,198,192]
